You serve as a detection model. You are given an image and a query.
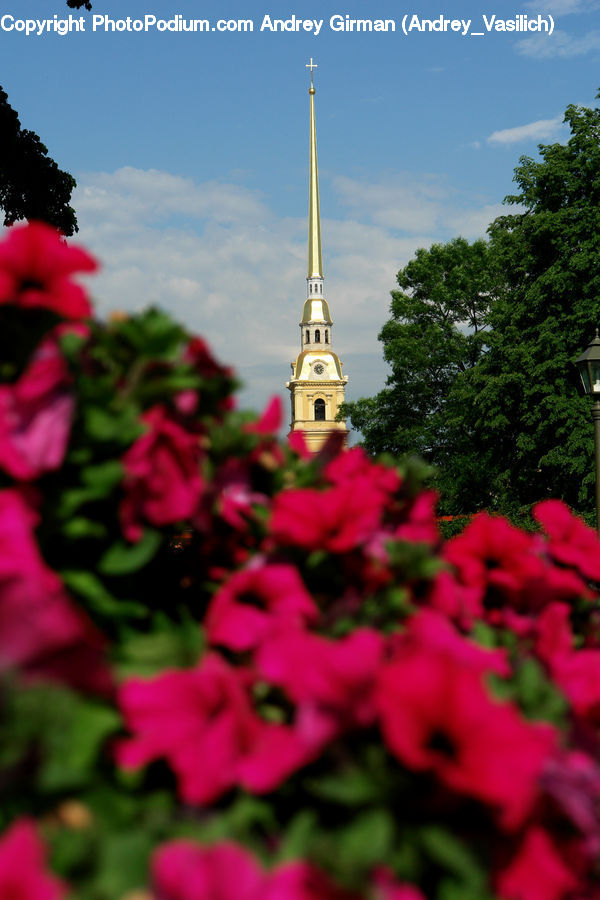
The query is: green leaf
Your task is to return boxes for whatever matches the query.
[98,529,162,576]
[419,825,484,884]
[61,517,108,540]
[84,405,143,444]
[305,768,380,807]
[81,459,123,490]
[61,570,147,619]
[117,618,203,677]
[472,620,497,648]
[40,701,121,792]
[92,829,154,898]
[57,486,103,518]
[336,808,394,872]
[276,810,318,862]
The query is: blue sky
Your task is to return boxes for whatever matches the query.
[2,0,599,420]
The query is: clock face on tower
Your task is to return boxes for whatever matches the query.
[314,363,325,375]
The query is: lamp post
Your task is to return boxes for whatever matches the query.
[575,330,600,535]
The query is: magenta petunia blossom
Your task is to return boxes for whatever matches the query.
[551,649,600,721]
[443,511,590,628]
[323,446,401,496]
[119,404,204,542]
[263,860,362,900]
[0,818,67,899]
[152,840,359,900]
[269,482,386,553]
[152,840,267,900]
[495,826,577,900]
[243,395,283,435]
[371,869,427,900]
[534,602,600,721]
[394,490,439,545]
[116,654,262,804]
[0,221,97,319]
[0,488,111,695]
[534,499,600,583]
[444,512,542,603]
[376,644,556,830]
[257,627,385,745]
[398,609,510,677]
[0,334,74,480]
[535,602,574,667]
[206,562,318,652]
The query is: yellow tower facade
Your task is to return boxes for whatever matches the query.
[287,60,349,452]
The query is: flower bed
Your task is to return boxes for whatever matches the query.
[1,222,600,900]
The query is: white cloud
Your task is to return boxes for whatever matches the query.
[331,174,447,234]
[73,168,403,413]
[72,167,506,418]
[516,28,600,57]
[524,0,600,14]
[331,173,503,240]
[487,116,563,145]
[445,204,508,238]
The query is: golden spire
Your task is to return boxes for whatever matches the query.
[306,58,323,279]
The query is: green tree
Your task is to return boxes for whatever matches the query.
[458,99,600,515]
[342,236,497,473]
[0,87,78,235]
[347,96,600,519]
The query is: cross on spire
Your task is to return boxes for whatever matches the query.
[306,58,317,87]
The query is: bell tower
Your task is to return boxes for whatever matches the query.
[287,60,349,452]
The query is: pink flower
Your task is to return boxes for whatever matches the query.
[257,628,385,744]
[534,603,600,721]
[394,490,439,545]
[371,869,426,900]
[324,447,400,496]
[206,563,318,652]
[244,396,282,435]
[426,569,482,626]
[288,430,312,459]
[0,488,111,695]
[152,841,358,900]
[399,609,510,678]
[443,512,589,623]
[534,499,600,583]
[238,720,317,793]
[551,650,600,720]
[0,221,97,319]
[541,751,600,859]
[264,861,361,900]
[376,644,556,830]
[535,603,573,668]
[0,818,67,899]
[185,335,231,380]
[444,513,541,605]
[495,827,577,900]
[116,654,261,804]
[0,335,74,480]
[152,840,266,900]
[119,404,204,542]
[269,482,385,553]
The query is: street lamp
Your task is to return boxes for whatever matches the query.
[575,330,600,535]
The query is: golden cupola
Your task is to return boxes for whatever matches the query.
[286,60,349,452]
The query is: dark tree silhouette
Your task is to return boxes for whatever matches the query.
[67,1,93,9]
[0,86,77,235]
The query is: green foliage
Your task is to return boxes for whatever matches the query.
[0,87,77,234]
[461,99,600,514]
[345,95,600,519]
[343,237,496,460]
